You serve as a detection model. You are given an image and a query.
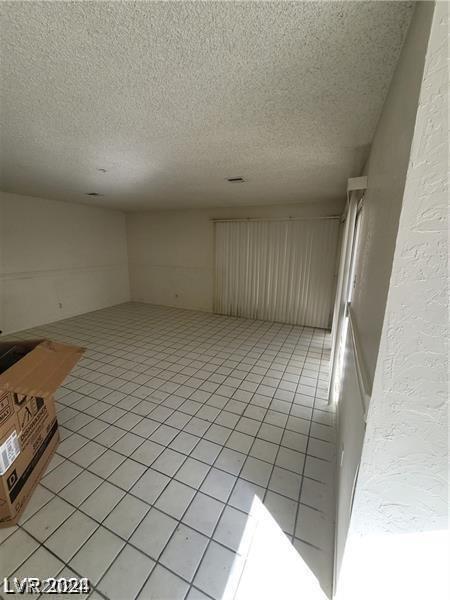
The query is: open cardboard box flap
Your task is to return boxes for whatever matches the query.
[0,339,85,397]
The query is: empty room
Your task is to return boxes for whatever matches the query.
[0,2,447,600]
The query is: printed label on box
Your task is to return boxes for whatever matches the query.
[0,431,21,475]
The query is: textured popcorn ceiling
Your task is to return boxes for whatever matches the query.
[0,1,414,211]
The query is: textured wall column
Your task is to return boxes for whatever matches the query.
[335,3,448,599]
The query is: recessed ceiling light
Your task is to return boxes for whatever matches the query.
[226,176,246,182]
[86,192,103,196]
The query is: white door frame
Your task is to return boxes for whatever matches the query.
[328,180,367,406]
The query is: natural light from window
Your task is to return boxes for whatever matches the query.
[221,495,330,600]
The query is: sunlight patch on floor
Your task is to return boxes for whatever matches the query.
[224,495,330,600]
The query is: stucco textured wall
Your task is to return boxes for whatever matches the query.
[350,1,435,384]
[336,3,448,599]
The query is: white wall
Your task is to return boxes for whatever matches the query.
[126,199,342,314]
[350,0,437,383]
[0,192,130,333]
[336,2,448,599]
[334,3,436,583]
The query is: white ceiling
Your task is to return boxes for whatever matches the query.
[0,1,414,212]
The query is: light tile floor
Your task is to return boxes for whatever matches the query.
[0,303,336,600]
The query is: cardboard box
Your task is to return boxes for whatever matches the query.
[0,339,84,527]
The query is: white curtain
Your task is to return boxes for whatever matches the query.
[214,218,340,328]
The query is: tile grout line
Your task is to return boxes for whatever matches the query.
[2,304,334,600]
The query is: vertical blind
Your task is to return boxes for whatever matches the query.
[214,218,340,328]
